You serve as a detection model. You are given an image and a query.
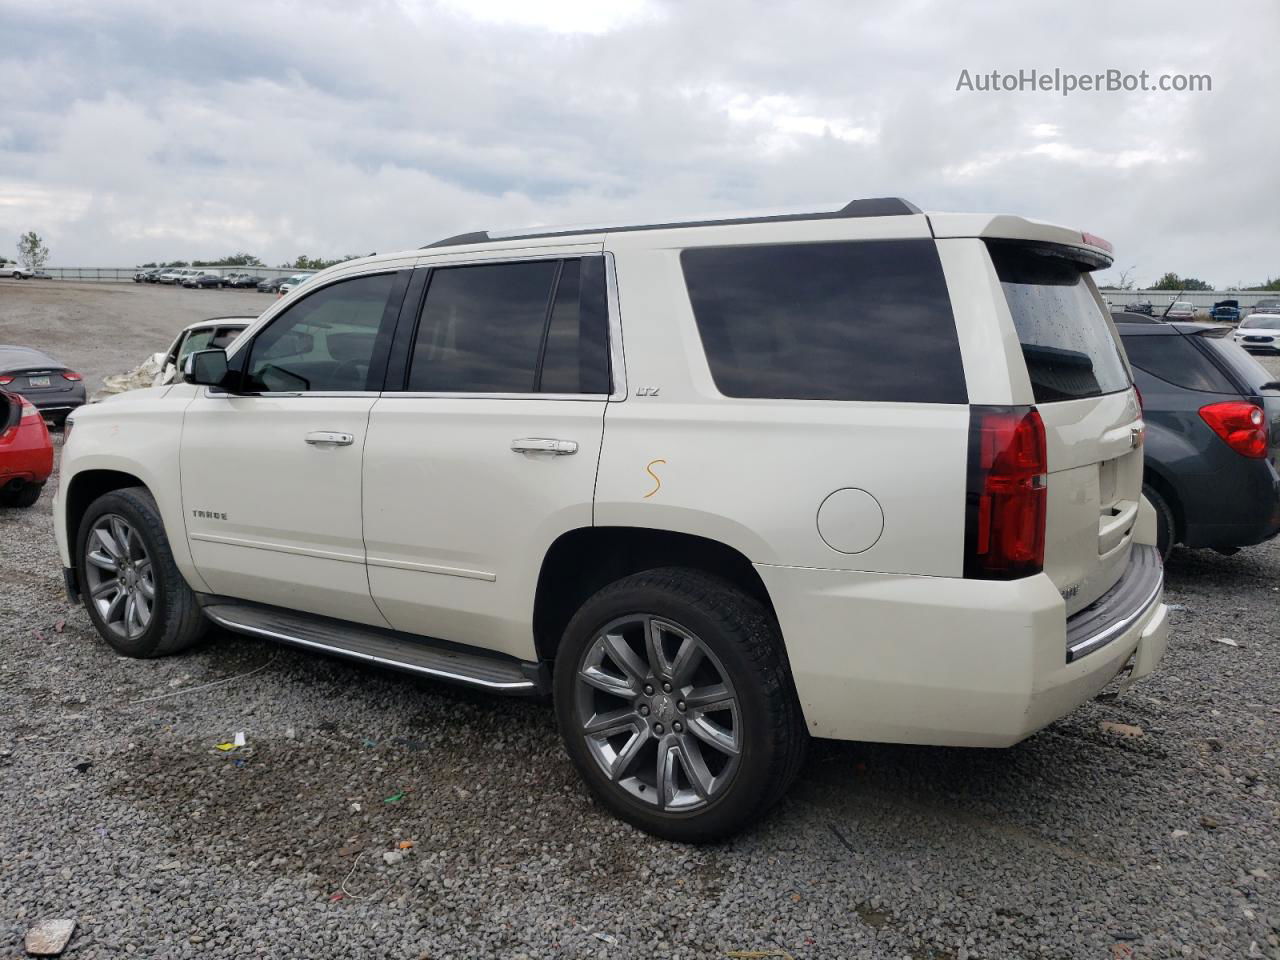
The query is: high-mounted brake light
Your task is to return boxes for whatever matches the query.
[964,406,1048,580]
[1081,231,1113,255]
[61,371,82,382]
[1200,402,1268,458]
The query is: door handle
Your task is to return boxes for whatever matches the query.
[511,438,578,456]
[305,431,355,446]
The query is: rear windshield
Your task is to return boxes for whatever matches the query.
[681,239,966,403]
[1201,337,1278,393]
[1121,334,1236,393]
[987,241,1131,403]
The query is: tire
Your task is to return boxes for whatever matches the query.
[0,482,43,508]
[553,568,807,842]
[1144,483,1175,562]
[76,486,207,658]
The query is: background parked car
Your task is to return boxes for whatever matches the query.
[1233,314,1280,354]
[0,261,34,279]
[1117,319,1280,558]
[184,272,226,289]
[0,346,85,426]
[225,274,264,288]
[1210,299,1241,323]
[257,276,288,293]
[1125,299,1155,315]
[1252,297,1280,315]
[155,317,252,385]
[1164,300,1195,320]
[0,389,53,508]
[277,273,315,295]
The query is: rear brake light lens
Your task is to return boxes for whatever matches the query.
[964,406,1048,580]
[0,376,12,385]
[62,371,82,382]
[20,401,39,420]
[1200,402,1268,458]
[1081,231,1114,255]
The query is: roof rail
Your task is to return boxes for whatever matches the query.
[422,197,922,249]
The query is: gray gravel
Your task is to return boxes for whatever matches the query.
[2,284,1278,959]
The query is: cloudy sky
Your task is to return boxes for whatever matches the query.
[0,0,1275,287]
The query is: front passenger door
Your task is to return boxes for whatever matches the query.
[180,270,407,625]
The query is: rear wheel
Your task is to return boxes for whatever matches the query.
[553,568,806,842]
[1143,483,1175,561]
[0,482,43,508]
[76,487,207,657]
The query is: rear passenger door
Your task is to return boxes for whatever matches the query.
[362,251,614,660]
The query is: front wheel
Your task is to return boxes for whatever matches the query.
[553,568,807,842]
[76,487,208,657]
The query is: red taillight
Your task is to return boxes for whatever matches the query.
[964,406,1048,580]
[1200,402,1268,458]
[1081,231,1114,255]
[20,401,39,420]
[0,376,12,385]
[62,371,82,382]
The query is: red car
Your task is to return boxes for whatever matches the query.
[0,390,53,507]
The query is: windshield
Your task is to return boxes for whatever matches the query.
[987,241,1131,403]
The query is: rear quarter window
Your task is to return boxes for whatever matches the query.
[1120,334,1237,393]
[987,241,1131,403]
[680,239,967,403]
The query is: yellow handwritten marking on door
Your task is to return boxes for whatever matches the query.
[643,459,667,499]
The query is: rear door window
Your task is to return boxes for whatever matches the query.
[987,242,1131,403]
[680,239,966,403]
[1120,334,1237,393]
[404,257,610,394]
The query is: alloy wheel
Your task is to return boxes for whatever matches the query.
[83,514,155,640]
[573,614,742,812]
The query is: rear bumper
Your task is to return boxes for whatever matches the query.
[757,554,1167,748]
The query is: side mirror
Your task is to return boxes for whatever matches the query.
[184,349,230,387]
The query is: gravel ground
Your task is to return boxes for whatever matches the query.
[2,283,1278,959]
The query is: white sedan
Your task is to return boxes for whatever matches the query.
[1233,314,1280,354]
[0,261,33,278]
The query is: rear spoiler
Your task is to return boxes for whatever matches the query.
[927,212,1114,269]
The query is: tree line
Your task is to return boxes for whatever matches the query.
[137,252,375,270]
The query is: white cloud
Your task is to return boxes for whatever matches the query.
[0,0,1274,287]
[411,0,663,34]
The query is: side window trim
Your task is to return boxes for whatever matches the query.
[384,253,618,400]
[222,269,410,397]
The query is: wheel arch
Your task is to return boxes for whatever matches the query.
[1142,464,1184,544]
[65,468,151,549]
[532,526,777,664]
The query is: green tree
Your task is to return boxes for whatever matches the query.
[281,253,365,271]
[17,231,50,271]
[1151,272,1212,291]
[1246,276,1280,291]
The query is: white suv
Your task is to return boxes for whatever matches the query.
[53,198,1168,840]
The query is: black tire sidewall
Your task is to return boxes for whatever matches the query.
[76,490,177,657]
[1143,484,1175,561]
[553,575,790,842]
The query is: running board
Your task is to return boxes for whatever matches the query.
[200,599,546,695]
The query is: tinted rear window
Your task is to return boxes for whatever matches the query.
[988,242,1131,403]
[1121,334,1236,393]
[1201,337,1277,393]
[680,239,966,403]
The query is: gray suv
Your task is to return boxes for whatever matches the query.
[1116,319,1280,557]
